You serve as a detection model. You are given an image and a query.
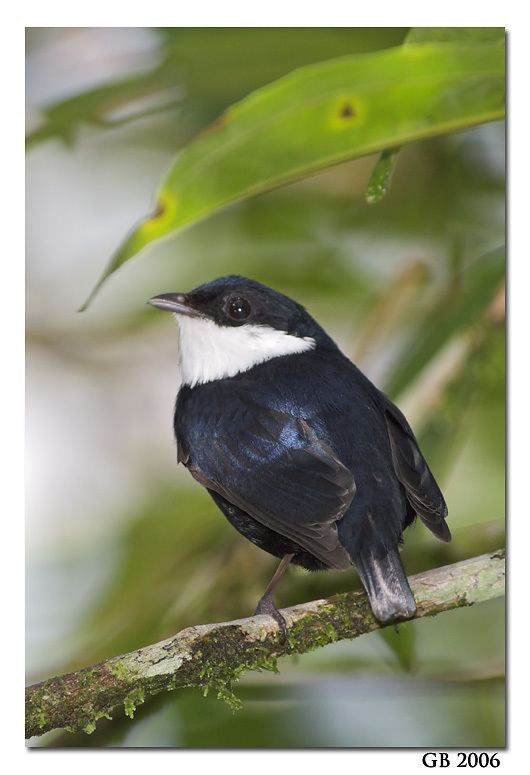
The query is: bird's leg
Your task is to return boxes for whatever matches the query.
[253,553,295,639]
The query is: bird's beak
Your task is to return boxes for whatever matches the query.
[148,293,205,319]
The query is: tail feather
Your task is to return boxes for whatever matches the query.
[354,548,417,623]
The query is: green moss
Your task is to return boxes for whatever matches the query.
[109,660,135,682]
[216,684,243,711]
[27,684,64,735]
[83,710,113,734]
[178,606,371,711]
[185,624,287,710]
[34,707,47,730]
[285,596,373,655]
[27,597,372,735]
[76,668,100,687]
[254,654,279,673]
[123,687,145,719]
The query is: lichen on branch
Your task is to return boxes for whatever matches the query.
[25,550,505,739]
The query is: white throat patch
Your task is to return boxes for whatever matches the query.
[174,314,315,387]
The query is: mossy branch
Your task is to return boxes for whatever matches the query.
[26,550,505,739]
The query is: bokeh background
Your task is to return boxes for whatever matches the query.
[26,28,505,748]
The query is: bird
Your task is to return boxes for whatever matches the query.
[148,275,450,634]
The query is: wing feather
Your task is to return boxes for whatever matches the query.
[186,406,356,568]
[383,401,450,542]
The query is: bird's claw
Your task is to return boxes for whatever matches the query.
[253,596,289,641]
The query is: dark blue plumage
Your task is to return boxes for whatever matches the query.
[150,275,449,629]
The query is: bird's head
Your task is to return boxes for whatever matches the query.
[149,275,334,387]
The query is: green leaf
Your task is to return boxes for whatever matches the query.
[365,27,505,204]
[365,147,401,204]
[83,40,505,308]
[27,28,407,150]
[406,27,505,45]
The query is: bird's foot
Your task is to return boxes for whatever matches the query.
[253,595,289,641]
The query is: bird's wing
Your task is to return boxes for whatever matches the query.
[382,399,451,542]
[185,406,356,569]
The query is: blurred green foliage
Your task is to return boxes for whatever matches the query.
[26,28,408,148]
[26,27,505,748]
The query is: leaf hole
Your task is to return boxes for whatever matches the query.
[152,200,166,220]
[339,102,356,120]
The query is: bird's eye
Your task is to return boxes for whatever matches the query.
[227,296,251,321]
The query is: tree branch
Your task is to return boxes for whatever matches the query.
[26,550,505,739]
